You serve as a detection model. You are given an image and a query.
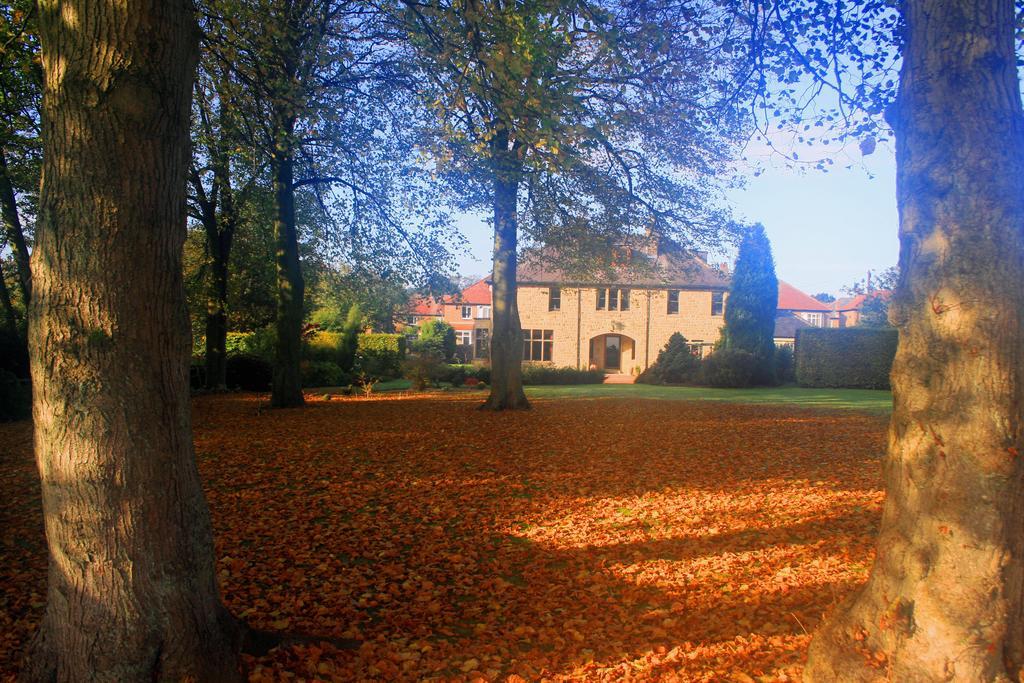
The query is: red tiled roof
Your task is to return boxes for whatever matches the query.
[443,277,492,305]
[834,290,891,311]
[777,281,831,312]
[406,296,443,316]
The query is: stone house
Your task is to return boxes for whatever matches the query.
[442,239,730,373]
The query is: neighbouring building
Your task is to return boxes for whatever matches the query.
[830,292,890,328]
[400,296,443,330]
[439,238,730,372]
[441,278,492,362]
[773,281,832,346]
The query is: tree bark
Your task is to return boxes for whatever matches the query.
[270,118,305,408]
[0,148,31,307]
[22,1,244,680]
[805,1,1024,680]
[482,128,529,410]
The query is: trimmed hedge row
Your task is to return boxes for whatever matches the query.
[795,327,897,389]
[521,365,604,385]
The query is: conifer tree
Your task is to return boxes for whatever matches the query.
[723,224,778,385]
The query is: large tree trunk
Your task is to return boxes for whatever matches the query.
[270,121,305,408]
[482,130,529,411]
[22,1,244,680]
[805,1,1024,680]
[0,148,31,307]
[203,144,236,391]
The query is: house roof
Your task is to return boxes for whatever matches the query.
[834,290,891,312]
[517,243,729,289]
[774,313,813,340]
[443,277,492,305]
[778,281,831,312]
[406,296,443,316]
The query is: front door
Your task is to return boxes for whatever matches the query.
[604,335,621,371]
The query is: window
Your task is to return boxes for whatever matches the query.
[548,287,561,311]
[456,330,472,346]
[806,312,824,327]
[667,290,679,315]
[475,329,490,359]
[711,291,724,316]
[597,288,628,311]
[523,329,553,361]
[461,305,472,319]
[477,305,491,319]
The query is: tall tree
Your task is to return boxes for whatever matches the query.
[188,50,263,390]
[205,0,454,407]
[0,0,41,315]
[804,0,1024,678]
[399,0,746,410]
[722,223,777,384]
[23,0,243,678]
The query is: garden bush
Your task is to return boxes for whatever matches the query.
[795,327,897,389]
[700,349,757,388]
[773,345,795,384]
[414,319,456,361]
[357,333,406,380]
[305,329,358,371]
[301,360,349,388]
[224,329,275,360]
[402,352,447,390]
[225,353,272,391]
[521,365,604,385]
[636,333,700,385]
[0,369,31,422]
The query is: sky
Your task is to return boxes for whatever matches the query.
[452,143,901,298]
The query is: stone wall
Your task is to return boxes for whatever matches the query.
[517,285,726,370]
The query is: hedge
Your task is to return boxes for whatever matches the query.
[521,365,604,385]
[357,333,406,379]
[795,327,897,389]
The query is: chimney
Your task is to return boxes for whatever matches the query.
[718,262,730,275]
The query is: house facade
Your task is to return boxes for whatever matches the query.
[441,278,492,361]
[443,240,730,372]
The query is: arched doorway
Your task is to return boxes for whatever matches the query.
[589,333,637,372]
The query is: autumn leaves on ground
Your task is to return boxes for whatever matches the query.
[0,394,885,681]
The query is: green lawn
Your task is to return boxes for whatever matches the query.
[314,378,892,412]
[525,383,893,411]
